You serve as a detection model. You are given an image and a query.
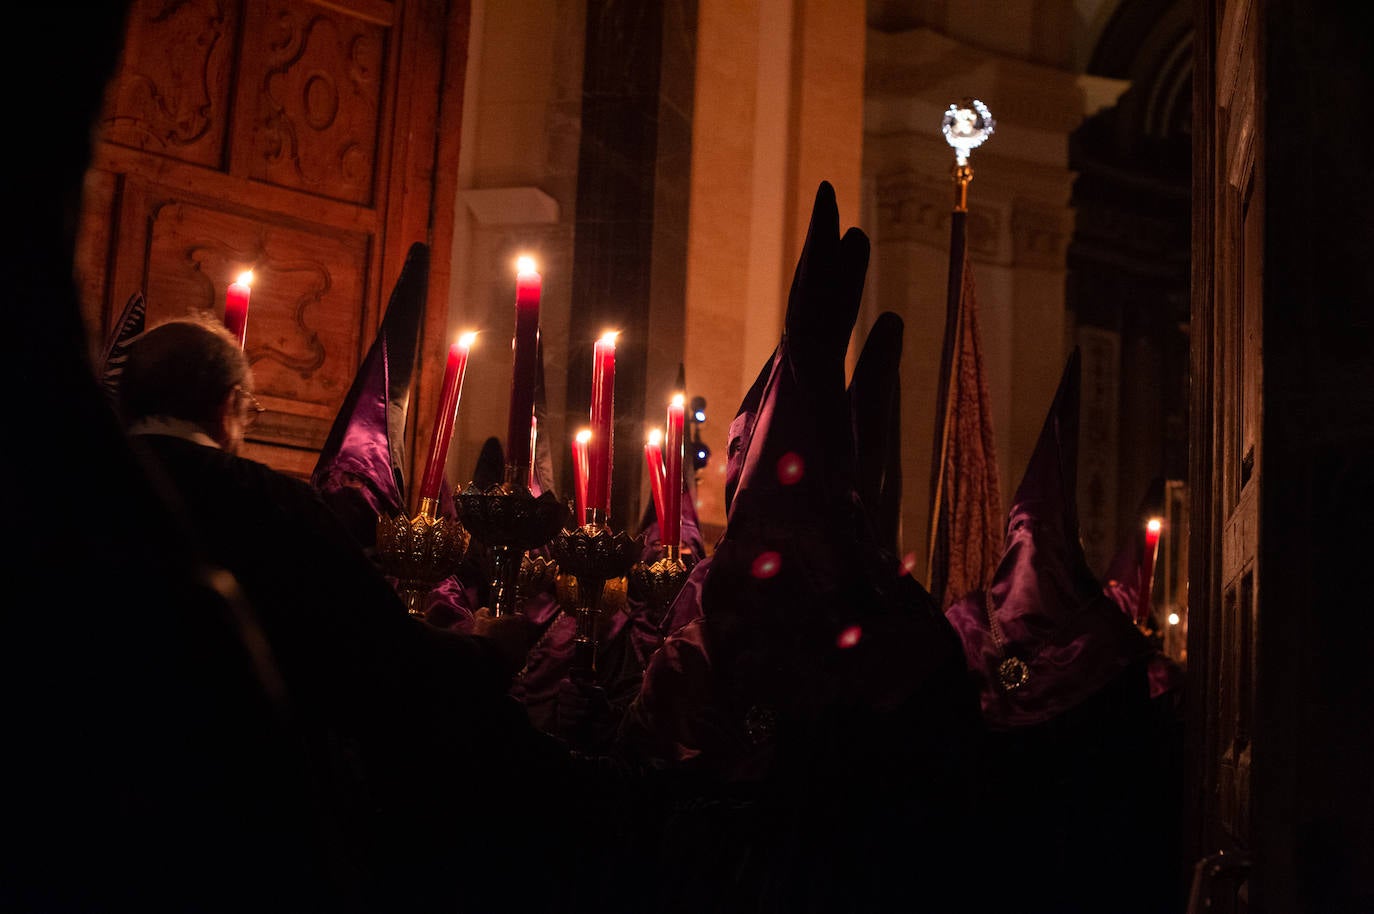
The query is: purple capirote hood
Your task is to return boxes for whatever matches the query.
[945,348,1148,728]
[311,243,429,543]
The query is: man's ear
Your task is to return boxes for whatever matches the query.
[211,389,240,450]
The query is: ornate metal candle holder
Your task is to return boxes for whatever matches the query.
[374,503,470,617]
[549,514,641,678]
[455,466,569,617]
[519,552,560,601]
[629,543,692,628]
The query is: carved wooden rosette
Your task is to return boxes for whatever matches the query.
[374,512,470,617]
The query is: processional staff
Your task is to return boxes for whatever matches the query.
[926,97,996,599]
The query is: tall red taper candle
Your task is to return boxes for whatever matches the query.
[1140,517,1163,624]
[417,332,476,510]
[644,428,666,531]
[662,393,685,549]
[572,428,591,524]
[224,270,253,348]
[507,258,541,475]
[587,331,617,520]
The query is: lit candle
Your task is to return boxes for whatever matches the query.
[507,257,541,476]
[587,331,617,520]
[644,428,666,531]
[417,332,476,512]
[224,270,253,348]
[1140,517,1163,623]
[572,428,591,524]
[662,392,685,549]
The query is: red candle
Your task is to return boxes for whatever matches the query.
[224,270,253,348]
[1140,517,1163,623]
[417,332,476,508]
[644,428,666,532]
[662,392,685,549]
[572,428,591,524]
[587,331,617,519]
[507,257,542,474]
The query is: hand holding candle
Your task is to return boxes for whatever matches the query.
[224,270,253,348]
[572,428,591,524]
[507,258,542,477]
[417,332,476,512]
[587,331,617,521]
[644,428,666,531]
[662,392,685,549]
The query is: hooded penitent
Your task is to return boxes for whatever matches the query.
[623,182,974,767]
[310,242,430,547]
[617,182,980,914]
[945,348,1150,729]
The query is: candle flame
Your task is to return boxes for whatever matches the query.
[457,331,477,349]
[598,330,619,345]
[235,270,254,286]
[575,428,592,444]
[1146,518,1163,534]
[516,255,538,275]
[671,393,685,409]
[647,428,663,446]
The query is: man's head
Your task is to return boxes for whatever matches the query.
[119,315,260,453]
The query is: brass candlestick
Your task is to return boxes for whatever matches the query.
[549,516,641,679]
[455,465,569,617]
[374,500,470,617]
[629,543,691,628]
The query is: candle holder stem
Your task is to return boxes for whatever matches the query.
[571,575,608,680]
[487,543,522,618]
[549,521,642,680]
[455,475,570,618]
[395,580,433,617]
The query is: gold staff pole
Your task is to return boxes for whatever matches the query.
[925,98,996,602]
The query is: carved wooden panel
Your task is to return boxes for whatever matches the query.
[78,0,468,483]
[99,0,239,169]
[239,0,387,204]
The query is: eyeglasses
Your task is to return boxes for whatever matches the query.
[235,386,266,428]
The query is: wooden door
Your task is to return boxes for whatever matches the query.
[76,0,468,484]
[1190,0,1260,896]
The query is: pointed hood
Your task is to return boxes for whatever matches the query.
[98,291,146,407]
[945,348,1149,729]
[704,183,961,709]
[634,185,977,772]
[470,436,506,490]
[724,181,867,545]
[310,242,429,544]
[849,311,905,558]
